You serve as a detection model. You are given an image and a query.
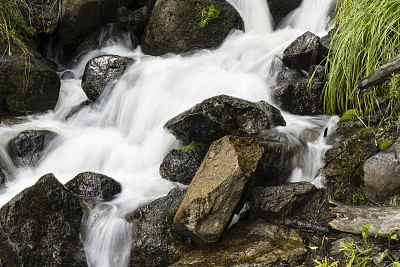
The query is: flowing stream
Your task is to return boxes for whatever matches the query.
[0,0,337,266]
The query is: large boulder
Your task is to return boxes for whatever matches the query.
[267,0,302,25]
[173,136,264,244]
[65,172,122,201]
[81,55,134,102]
[0,38,60,117]
[164,95,286,144]
[126,188,193,266]
[59,0,119,49]
[172,219,307,266]
[273,65,325,115]
[8,130,58,167]
[250,182,317,218]
[362,140,400,202]
[116,6,149,39]
[0,226,19,266]
[282,31,328,70]
[0,173,87,266]
[141,0,244,56]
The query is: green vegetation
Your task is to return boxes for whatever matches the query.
[351,191,367,205]
[379,140,394,150]
[181,141,207,154]
[199,5,221,29]
[324,0,400,117]
[340,242,372,267]
[314,257,338,267]
[0,0,35,56]
[338,109,358,124]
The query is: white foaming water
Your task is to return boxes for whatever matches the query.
[0,0,336,266]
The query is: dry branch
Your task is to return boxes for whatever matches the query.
[358,56,400,91]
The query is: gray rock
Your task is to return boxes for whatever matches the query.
[81,55,134,102]
[65,172,122,201]
[116,6,149,38]
[173,136,264,244]
[282,31,327,70]
[172,219,307,266]
[141,0,244,56]
[0,173,87,266]
[250,182,318,218]
[8,130,58,167]
[362,141,400,202]
[126,188,193,266]
[164,95,286,144]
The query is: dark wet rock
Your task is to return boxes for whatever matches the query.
[0,167,5,189]
[276,68,306,85]
[160,143,207,185]
[362,140,400,202]
[64,100,92,121]
[61,70,75,80]
[8,130,58,167]
[81,55,134,102]
[65,172,122,201]
[141,0,244,56]
[282,31,328,70]
[267,0,302,25]
[0,173,87,266]
[0,37,60,117]
[116,6,149,39]
[320,29,335,50]
[130,0,156,11]
[250,182,318,218]
[173,136,264,244]
[172,219,307,266]
[59,0,121,49]
[273,74,325,115]
[322,123,398,204]
[0,226,19,267]
[253,130,305,186]
[126,188,193,266]
[164,95,286,144]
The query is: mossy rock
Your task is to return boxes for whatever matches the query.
[0,36,60,117]
[338,109,358,124]
[141,0,244,56]
[322,122,398,204]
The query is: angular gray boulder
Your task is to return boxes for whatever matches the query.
[173,135,264,244]
[65,172,122,201]
[164,95,286,144]
[141,0,244,56]
[0,173,87,266]
[81,55,135,102]
[362,141,400,202]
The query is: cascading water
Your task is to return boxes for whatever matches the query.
[0,0,337,266]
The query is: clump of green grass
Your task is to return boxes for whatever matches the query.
[324,0,400,116]
[199,5,221,29]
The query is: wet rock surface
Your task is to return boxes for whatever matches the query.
[282,31,328,70]
[141,0,244,56]
[0,37,60,117]
[160,149,204,185]
[267,0,302,25]
[173,136,264,244]
[65,172,122,201]
[164,95,286,144]
[116,6,149,39]
[0,173,87,266]
[172,219,307,266]
[8,130,58,167]
[273,65,325,115]
[82,55,135,102]
[253,130,305,186]
[126,188,193,266]
[362,140,400,202]
[250,182,318,218]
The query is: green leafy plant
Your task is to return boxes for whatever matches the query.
[340,242,372,267]
[361,223,372,247]
[314,257,338,267]
[199,5,221,29]
[375,228,399,248]
[323,0,400,116]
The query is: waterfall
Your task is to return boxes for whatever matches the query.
[0,0,336,266]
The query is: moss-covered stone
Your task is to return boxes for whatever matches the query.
[379,140,394,151]
[338,109,358,124]
[141,0,244,56]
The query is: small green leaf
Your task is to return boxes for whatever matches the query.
[378,249,388,263]
[391,233,398,240]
